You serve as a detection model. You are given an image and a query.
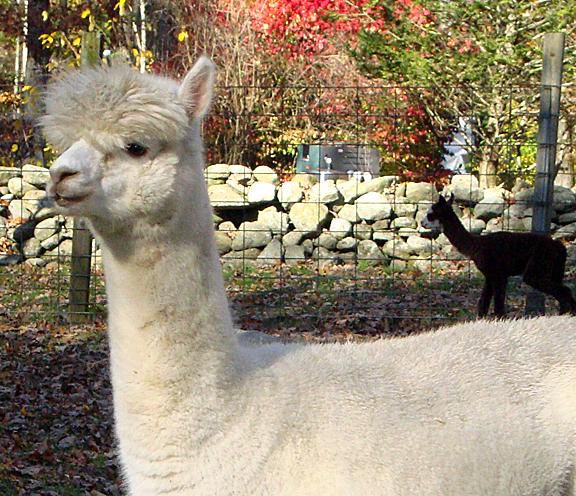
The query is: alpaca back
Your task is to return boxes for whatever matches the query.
[474,232,565,276]
[116,317,576,495]
[186,316,576,496]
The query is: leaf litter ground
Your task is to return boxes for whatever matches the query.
[0,261,564,494]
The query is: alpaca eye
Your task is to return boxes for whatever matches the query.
[125,142,148,157]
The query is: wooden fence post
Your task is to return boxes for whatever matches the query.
[525,32,565,316]
[68,31,100,323]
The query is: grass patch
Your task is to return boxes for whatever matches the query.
[0,479,19,496]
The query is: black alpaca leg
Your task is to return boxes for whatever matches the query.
[492,277,508,318]
[478,278,493,317]
[526,282,575,315]
[524,248,576,315]
[555,286,576,315]
[542,285,576,315]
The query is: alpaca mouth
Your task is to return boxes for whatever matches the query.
[55,193,89,206]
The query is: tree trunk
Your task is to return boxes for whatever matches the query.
[475,109,501,189]
[149,1,176,65]
[478,158,498,189]
[25,0,51,164]
[478,142,499,189]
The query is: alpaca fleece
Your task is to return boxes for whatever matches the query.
[42,59,576,495]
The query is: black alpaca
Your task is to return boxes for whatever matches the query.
[422,194,576,317]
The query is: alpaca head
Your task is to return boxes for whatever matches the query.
[42,57,215,232]
[421,193,455,231]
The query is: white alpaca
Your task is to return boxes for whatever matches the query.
[42,58,576,496]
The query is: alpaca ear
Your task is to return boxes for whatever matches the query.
[447,193,455,205]
[178,56,216,120]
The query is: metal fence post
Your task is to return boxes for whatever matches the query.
[525,32,565,316]
[68,31,100,322]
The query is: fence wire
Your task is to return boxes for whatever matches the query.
[1,81,575,335]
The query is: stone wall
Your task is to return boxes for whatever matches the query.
[0,165,70,267]
[2,163,576,270]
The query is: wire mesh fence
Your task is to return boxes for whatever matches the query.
[1,78,575,334]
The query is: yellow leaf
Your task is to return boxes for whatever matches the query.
[81,8,91,19]
[72,36,81,47]
[22,85,32,92]
[11,144,19,153]
[131,48,139,57]
[177,31,189,43]
[41,10,48,21]
[40,34,54,47]
[115,0,127,15]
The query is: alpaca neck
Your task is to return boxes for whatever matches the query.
[91,164,239,421]
[440,210,477,257]
[101,231,237,374]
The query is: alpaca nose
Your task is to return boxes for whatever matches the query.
[49,139,96,186]
[50,165,79,186]
[48,162,82,200]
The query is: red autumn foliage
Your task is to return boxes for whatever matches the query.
[247,0,444,178]
[251,0,433,59]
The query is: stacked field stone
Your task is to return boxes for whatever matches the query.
[2,163,576,271]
